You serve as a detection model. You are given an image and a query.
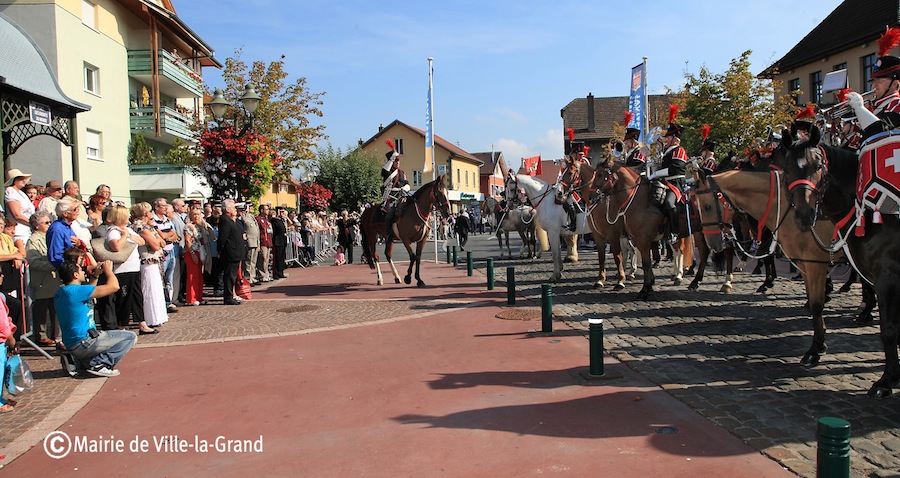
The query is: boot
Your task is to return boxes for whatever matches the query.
[564,202,577,231]
[666,210,679,244]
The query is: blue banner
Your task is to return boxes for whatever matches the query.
[628,62,646,143]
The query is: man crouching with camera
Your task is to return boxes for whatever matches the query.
[55,252,136,377]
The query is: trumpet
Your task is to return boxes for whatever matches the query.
[822,90,875,118]
[609,140,624,158]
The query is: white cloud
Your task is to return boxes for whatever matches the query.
[494,128,564,172]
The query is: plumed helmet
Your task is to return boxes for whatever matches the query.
[873,27,900,80]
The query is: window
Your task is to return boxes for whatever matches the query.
[412,170,422,186]
[279,184,288,193]
[84,63,99,95]
[392,138,404,154]
[81,0,96,29]
[833,62,847,71]
[457,168,460,185]
[862,54,877,88]
[810,71,822,104]
[85,129,101,160]
[788,78,800,105]
[465,171,469,187]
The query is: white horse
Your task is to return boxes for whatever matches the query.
[482,197,538,259]
[511,174,589,282]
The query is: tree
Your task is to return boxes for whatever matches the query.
[296,183,333,213]
[314,144,383,212]
[216,48,327,179]
[163,137,201,167]
[128,134,154,164]
[199,126,280,203]
[680,50,795,157]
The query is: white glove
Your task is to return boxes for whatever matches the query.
[401,184,411,193]
[847,92,881,130]
[649,168,669,180]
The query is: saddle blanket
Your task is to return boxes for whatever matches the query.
[857,130,900,221]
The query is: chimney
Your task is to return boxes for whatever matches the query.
[378,123,384,132]
[587,93,595,132]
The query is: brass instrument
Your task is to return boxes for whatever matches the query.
[822,89,875,119]
[609,140,624,158]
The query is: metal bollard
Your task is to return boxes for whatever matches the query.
[486,258,494,290]
[588,318,604,376]
[446,246,451,264]
[541,283,552,332]
[817,417,850,478]
[452,246,458,266]
[467,251,473,276]
[507,267,515,305]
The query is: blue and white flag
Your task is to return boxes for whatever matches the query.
[628,62,646,143]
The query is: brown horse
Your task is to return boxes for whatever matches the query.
[593,161,711,299]
[360,176,451,287]
[781,126,900,398]
[690,165,839,366]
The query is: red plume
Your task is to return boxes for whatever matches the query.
[583,146,590,157]
[385,139,395,150]
[837,88,851,102]
[700,124,711,141]
[668,104,679,124]
[567,128,575,142]
[623,111,634,127]
[795,105,816,121]
[879,26,900,57]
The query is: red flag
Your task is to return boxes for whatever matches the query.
[523,155,542,176]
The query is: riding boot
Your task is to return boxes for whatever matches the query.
[666,209,679,245]
[564,203,577,231]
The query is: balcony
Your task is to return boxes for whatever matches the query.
[128,49,202,98]
[129,162,210,199]
[130,105,197,145]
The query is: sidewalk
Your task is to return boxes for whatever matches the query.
[0,260,793,477]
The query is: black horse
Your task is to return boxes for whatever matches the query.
[781,125,900,398]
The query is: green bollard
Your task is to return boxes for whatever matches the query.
[452,246,458,266]
[467,251,473,276]
[817,417,850,478]
[486,258,494,290]
[446,246,451,264]
[507,267,515,305]
[588,318,604,376]
[541,283,552,333]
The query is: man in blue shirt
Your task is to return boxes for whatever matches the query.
[47,197,85,268]
[56,258,136,377]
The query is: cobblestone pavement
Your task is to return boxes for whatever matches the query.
[493,250,900,478]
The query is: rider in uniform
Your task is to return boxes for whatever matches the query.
[648,104,688,245]
[559,138,585,231]
[380,139,410,224]
[699,139,717,171]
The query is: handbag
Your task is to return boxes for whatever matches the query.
[236,268,252,300]
[4,354,34,395]
[91,233,137,264]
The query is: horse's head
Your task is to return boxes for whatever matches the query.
[433,175,452,218]
[504,174,526,205]
[591,161,619,196]
[781,125,827,231]
[688,167,728,253]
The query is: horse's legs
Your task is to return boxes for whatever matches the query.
[855,282,877,325]
[564,234,578,263]
[688,234,708,291]
[800,264,828,366]
[548,232,563,282]
[608,236,626,290]
[594,236,607,289]
[413,239,427,287]
[869,284,900,398]
[672,240,684,285]
[635,241,655,300]
[384,240,402,284]
[721,247,735,293]
[401,238,417,285]
[839,270,858,293]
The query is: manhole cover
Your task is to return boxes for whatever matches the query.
[276,304,321,314]
[495,308,541,321]
[655,426,678,434]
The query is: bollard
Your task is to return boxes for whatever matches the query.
[467,251,473,276]
[817,417,850,478]
[588,317,604,376]
[541,283,552,332]
[486,258,495,290]
[507,267,516,305]
[446,246,451,264]
[452,246,458,266]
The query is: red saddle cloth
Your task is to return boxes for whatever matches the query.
[856,131,900,235]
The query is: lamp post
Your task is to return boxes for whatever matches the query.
[207,84,261,137]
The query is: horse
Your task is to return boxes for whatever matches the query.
[359,176,452,287]
[481,196,537,259]
[508,174,591,282]
[690,165,843,366]
[780,125,900,398]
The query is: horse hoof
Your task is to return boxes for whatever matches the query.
[403,276,411,285]
[867,385,893,399]
[613,283,625,291]
[838,284,852,293]
[626,274,636,281]
[756,285,768,293]
[720,284,733,294]
[593,282,604,289]
[687,282,699,291]
[417,281,426,288]
[377,279,383,286]
[395,278,402,284]
[800,353,820,367]
[854,313,874,325]
[673,278,682,286]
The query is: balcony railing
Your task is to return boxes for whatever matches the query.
[128,49,202,97]
[130,105,197,142]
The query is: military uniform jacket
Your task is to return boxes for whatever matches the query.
[624,147,646,168]
[660,145,689,178]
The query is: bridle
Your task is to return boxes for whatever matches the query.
[786,145,828,220]
[595,163,641,224]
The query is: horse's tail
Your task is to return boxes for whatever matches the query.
[360,210,376,270]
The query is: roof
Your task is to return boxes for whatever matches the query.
[118,0,222,68]
[761,0,900,77]
[561,94,673,141]
[360,120,484,165]
[471,152,509,177]
[0,12,90,113]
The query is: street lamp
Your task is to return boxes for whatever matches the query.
[207,84,262,136]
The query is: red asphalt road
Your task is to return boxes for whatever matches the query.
[4,261,793,477]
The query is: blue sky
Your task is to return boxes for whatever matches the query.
[175,0,844,172]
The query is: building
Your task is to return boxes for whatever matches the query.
[471,151,509,200]
[0,0,219,203]
[561,92,674,154]
[760,0,900,107]
[359,120,484,213]
[258,178,299,210]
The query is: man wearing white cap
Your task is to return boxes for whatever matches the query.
[5,169,35,243]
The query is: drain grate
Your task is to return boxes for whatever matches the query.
[495,308,541,321]
[276,304,321,314]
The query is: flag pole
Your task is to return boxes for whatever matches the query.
[428,57,438,262]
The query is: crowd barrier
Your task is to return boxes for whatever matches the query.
[284,228,338,268]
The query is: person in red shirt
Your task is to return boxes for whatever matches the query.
[255,204,273,282]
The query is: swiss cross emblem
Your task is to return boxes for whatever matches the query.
[857,133,900,216]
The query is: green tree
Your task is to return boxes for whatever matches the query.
[214,48,327,179]
[162,137,201,167]
[314,144,382,212]
[128,134,154,164]
[680,50,795,157]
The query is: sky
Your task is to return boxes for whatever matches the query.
[175,0,845,172]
